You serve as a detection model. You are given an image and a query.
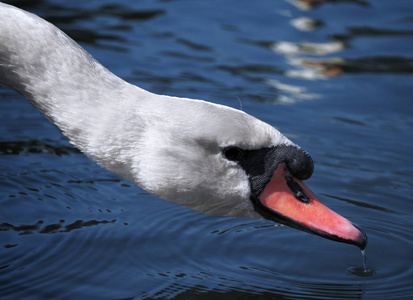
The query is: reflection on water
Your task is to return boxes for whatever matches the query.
[1,219,116,235]
[290,17,324,31]
[269,0,413,102]
[272,40,344,56]
[1,0,413,299]
[287,0,370,11]
[273,21,413,80]
[0,140,80,156]
[266,79,320,103]
[293,56,413,78]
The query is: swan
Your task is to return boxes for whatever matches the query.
[0,3,366,249]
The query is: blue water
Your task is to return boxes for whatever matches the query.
[1,0,413,299]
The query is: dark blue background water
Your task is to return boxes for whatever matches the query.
[1,0,413,299]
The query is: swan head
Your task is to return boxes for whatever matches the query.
[111,93,367,249]
[0,3,366,249]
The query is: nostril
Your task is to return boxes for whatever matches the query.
[286,175,310,203]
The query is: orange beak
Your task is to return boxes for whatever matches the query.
[259,163,367,249]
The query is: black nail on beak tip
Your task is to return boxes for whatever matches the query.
[353,224,368,250]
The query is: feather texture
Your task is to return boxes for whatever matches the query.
[0,3,294,219]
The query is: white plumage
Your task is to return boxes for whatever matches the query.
[0,3,367,249]
[0,3,291,219]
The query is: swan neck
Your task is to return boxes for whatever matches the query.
[0,4,124,106]
[0,4,148,183]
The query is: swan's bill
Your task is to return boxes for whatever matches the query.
[0,3,367,249]
[257,163,367,249]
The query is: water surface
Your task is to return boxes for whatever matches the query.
[1,0,413,299]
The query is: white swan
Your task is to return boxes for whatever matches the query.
[0,3,366,248]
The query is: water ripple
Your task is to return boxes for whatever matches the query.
[1,0,413,299]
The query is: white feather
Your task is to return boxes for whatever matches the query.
[0,3,294,219]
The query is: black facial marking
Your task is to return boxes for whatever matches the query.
[277,145,314,181]
[222,144,314,200]
[222,144,367,249]
[223,146,245,161]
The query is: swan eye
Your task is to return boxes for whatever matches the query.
[223,147,245,161]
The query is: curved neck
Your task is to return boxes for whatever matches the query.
[0,4,150,182]
[0,4,124,115]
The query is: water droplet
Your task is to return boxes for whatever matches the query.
[347,249,376,277]
[362,249,368,270]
